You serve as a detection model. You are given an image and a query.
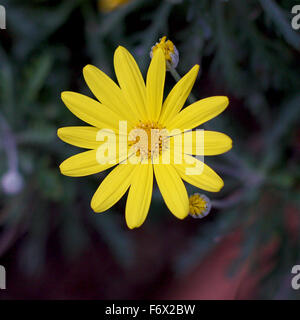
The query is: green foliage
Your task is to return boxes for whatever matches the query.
[0,0,300,299]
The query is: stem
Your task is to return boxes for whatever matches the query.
[211,190,244,209]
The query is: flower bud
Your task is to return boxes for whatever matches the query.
[189,193,211,218]
[150,36,179,71]
[1,170,24,195]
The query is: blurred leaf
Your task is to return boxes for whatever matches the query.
[21,52,53,107]
[91,212,135,268]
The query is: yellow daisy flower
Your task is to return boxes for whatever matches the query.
[99,0,131,13]
[58,46,232,229]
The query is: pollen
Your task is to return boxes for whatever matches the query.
[189,193,211,219]
[128,121,168,160]
[150,36,179,70]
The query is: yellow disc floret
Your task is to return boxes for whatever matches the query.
[189,193,211,218]
[150,36,179,70]
[128,121,168,161]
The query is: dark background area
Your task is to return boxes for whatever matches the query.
[0,0,300,299]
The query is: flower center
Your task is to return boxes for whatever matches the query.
[128,121,168,160]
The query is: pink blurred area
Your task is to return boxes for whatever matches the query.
[160,231,278,300]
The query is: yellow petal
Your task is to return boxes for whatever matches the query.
[167,96,229,131]
[159,65,199,124]
[170,130,233,156]
[173,154,224,192]
[59,136,131,178]
[83,64,135,124]
[146,48,166,121]
[114,46,147,120]
[153,163,189,219]
[125,163,153,229]
[57,126,101,149]
[59,149,114,177]
[91,163,135,213]
[61,91,122,131]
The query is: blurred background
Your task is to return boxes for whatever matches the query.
[0,0,300,300]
